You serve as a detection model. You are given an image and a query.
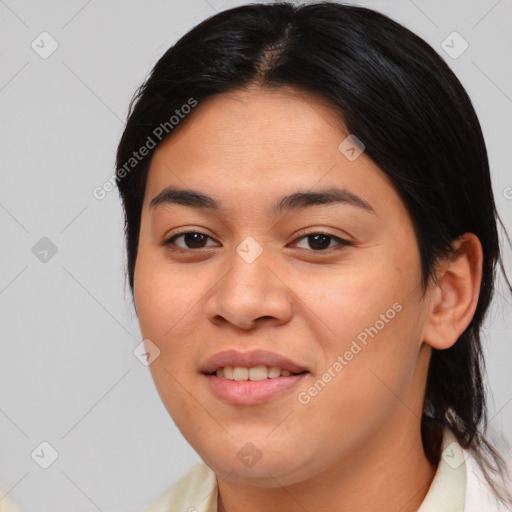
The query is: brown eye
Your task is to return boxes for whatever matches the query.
[164,232,216,249]
[307,234,331,250]
[292,232,353,252]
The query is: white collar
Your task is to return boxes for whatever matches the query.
[418,426,466,511]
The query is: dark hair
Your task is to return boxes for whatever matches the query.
[115,1,512,505]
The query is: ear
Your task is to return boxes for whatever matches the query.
[422,233,483,350]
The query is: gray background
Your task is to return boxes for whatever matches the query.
[0,0,511,510]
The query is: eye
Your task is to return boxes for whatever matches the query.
[163,230,353,252]
[291,232,353,251]
[163,231,218,250]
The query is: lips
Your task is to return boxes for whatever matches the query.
[200,349,309,375]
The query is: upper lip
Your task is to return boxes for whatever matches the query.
[200,349,309,375]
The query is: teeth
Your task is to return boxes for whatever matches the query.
[233,367,249,381]
[267,366,281,378]
[214,366,299,381]
[249,366,267,381]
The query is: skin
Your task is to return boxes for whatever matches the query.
[133,86,483,512]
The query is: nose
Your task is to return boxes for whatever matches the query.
[203,243,294,331]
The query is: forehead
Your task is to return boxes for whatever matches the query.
[150,86,346,169]
[143,86,400,215]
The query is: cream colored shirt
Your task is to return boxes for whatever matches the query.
[0,492,20,512]
[143,427,509,512]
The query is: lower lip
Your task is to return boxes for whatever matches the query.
[203,373,308,405]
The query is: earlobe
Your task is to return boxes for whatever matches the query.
[422,233,483,350]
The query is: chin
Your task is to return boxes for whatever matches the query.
[199,441,313,486]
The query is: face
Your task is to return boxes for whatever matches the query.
[133,86,434,487]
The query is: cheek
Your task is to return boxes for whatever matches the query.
[292,302,422,462]
[296,246,417,350]
[134,259,197,418]
[134,247,206,395]
[134,247,198,339]
[292,244,423,407]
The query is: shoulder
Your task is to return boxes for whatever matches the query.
[143,460,218,512]
[463,448,512,512]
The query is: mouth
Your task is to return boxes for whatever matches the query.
[200,349,310,405]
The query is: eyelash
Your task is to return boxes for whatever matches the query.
[162,230,353,253]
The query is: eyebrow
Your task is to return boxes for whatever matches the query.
[149,185,375,215]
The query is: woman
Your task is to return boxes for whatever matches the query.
[115,2,512,511]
